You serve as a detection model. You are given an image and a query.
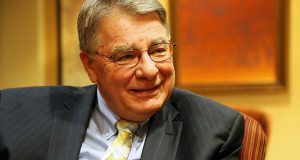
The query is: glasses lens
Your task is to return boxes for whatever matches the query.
[114,50,140,68]
[115,43,174,68]
[149,43,173,62]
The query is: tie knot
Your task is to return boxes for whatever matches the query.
[116,119,139,134]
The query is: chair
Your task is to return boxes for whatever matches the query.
[239,112,268,160]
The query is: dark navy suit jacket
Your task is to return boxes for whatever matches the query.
[0,85,244,160]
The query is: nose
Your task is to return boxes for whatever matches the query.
[135,52,158,80]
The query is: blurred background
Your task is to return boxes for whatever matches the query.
[0,0,299,159]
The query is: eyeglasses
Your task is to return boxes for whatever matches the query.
[94,42,176,69]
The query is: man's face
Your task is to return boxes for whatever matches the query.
[80,9,175,121]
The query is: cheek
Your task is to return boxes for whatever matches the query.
[156,62,175,79]
[92,63,115,84]
[103,67,134,87]
[159,63,175,99]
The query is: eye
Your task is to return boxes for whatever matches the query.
[149,44,168,56]
[114,51,138,62]
[154,48,166,53]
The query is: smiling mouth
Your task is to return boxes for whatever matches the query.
[131,85,159,92]
[130,85,160,97]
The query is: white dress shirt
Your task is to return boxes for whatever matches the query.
[79,90,148,160]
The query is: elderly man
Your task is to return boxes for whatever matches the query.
[0,0,244,160]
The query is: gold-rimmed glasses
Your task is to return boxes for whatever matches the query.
[94,42,176,69]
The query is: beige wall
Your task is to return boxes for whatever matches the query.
[0,0,57,88]
[1,0,300,159]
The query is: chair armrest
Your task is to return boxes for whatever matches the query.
[239,113,267,160]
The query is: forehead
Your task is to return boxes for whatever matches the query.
[96,9,169,50]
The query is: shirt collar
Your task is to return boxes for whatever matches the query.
[97,89,119,139]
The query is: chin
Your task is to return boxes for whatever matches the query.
[134,100,164,114]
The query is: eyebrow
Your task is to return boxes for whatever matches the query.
[110,37,169,54]
[150,37,169,46]
[111,45,133,55]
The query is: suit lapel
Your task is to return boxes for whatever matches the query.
[141,103,182,160]
[47,86,97,160]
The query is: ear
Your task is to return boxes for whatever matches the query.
[168,34,171,40]
[79,51,98,83]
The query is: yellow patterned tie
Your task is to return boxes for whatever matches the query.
[105,119,139,160]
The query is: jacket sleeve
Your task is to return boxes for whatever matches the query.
[0,133,10,160]
[217,113,244,160]
[0,90,10,160]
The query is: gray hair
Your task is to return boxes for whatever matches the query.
[77,0,167,53]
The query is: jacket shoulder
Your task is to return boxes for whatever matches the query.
[0,85,96,109]
[169,88,241,123]
[168,88,244,159]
